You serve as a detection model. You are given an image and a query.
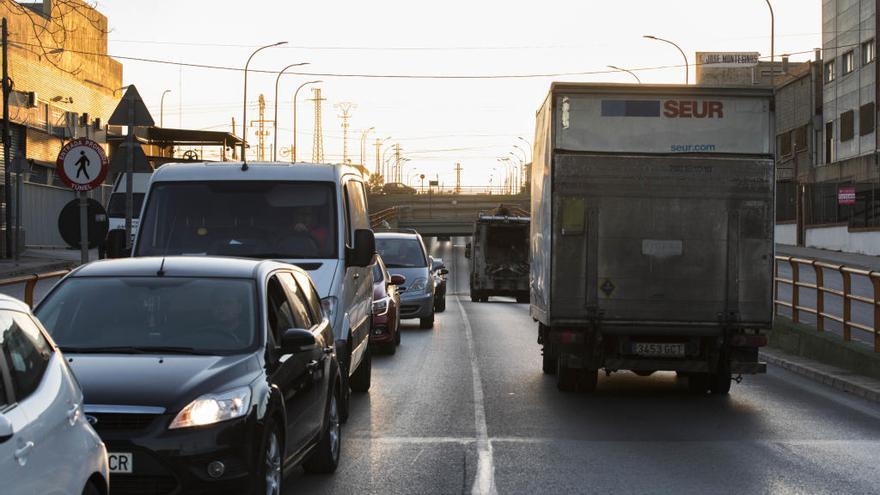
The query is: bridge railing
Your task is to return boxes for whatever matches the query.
[0,270,70,308]
[370,206,401,229]
[774,255,880,352]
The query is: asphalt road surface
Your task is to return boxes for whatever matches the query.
[6,246,880,494]
[287,237,880,494]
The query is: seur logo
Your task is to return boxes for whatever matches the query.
[663,100,724,119]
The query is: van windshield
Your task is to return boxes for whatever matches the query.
[136,181,337,259]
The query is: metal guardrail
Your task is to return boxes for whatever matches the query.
[370,206,401,228]
[774,255,880,352]
[0,270,69,308]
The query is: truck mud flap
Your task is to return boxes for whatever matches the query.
[731,361,766,374]
[603,358,709,373]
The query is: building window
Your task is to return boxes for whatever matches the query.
[860,102,876,136]
[825,121,834,163]
[794,126,807,151]
[778,132,792,156]
[864,39,876,65]
[841,110,855,141]
[825,59,836,83]
[843,51,855,75]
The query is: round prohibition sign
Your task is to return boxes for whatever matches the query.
[55,138,109,191]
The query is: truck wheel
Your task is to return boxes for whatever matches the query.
[579,369,598,393]
[470,292,480,302]
[349,345,372,393]
[710,360,732,395]
[688,373,709,394]
[556,360,578,392]
[542,351,557,374]
[419,312,435,329]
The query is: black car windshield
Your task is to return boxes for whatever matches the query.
[136,181,337,259]
[376,238,427,268]
[35,277,258,355]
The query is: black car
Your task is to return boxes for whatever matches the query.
[34,257,342,495]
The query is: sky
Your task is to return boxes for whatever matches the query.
[95,0,822,188]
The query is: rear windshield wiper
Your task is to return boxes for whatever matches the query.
[60,345,214,355]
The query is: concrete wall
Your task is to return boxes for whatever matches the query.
[775,223,797,245]
[804,223,880,254]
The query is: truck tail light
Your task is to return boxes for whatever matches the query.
[549,330,584,344]
[730,334,768,347]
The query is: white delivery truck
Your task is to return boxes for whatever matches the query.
[531,83,774,394]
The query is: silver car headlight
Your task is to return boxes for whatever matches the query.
[410,277,428,292]
[169,386,252,429]
[372,296,390,316]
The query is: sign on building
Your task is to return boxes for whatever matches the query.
[698,52,761,68]
[838,185,856,205]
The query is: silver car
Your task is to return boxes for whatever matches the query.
[375,231,436,329]
[0,294,109,495]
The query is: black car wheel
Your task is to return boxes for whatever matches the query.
[350,345,372,392]
[435,297,446,313]
[303,384,342,474]
[256,417,283,495]
[419,312,434,329]
[394,320,401,346]
[81,480,101,495]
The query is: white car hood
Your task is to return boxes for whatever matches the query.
[284,259,340,297]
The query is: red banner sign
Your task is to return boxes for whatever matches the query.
[838,185,856,205]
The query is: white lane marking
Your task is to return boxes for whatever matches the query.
[341,435,880,447]
[457,295,497,495]
[346,436,474,444]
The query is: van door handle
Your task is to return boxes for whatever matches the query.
[14,441,34,466]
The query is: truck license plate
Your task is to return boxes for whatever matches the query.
[633,343,686,357]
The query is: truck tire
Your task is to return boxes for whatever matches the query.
[516,295,529,304]
[710,360,732,395]
[470,292,480,302]
[349,345,372,393]
[687,373,710,394]
[542,351,557,375]
[556,361,578,392]
[420,312,435,329]
[579,369,598,393]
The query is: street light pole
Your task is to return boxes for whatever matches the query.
[766,0,775,79]
[242,41,287,166]
[292,79,321,163]
[359,127,374,167]
[272,62,309,162]
[159,89,171,128]
[644,35,689,84]
[607,65,642,84]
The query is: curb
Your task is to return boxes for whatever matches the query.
[761,349,880,403]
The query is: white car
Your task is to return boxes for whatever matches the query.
[0,295,108,495]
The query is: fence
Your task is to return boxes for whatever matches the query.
[776,180,880,228]
[0,270,69,307]
[774,255,880,352]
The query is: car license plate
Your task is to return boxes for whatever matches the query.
[108,452,133,474]
[633,343,686,357]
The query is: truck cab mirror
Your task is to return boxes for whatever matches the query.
[105,229,131,259]
[465,243,472,259]
[0,413,13,444]
[390,274,406,285]
[280,328,316,354]
[347,229,376,267]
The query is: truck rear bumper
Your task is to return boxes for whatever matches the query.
[580,358,766,374]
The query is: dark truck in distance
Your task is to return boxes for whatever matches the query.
[531,83,773,394]
[466,205,530,303]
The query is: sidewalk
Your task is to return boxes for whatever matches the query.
[762,347,880,403]
[0,247,99,278]
[776,244,880,271]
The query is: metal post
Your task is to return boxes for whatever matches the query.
[272,63,308,162]
[842,269,852,341]
[14,155,20,262]
[790,260,800,323]
[2,18,11,259]
[79,191,88,264]
[125,98,134,249]
[160,90,171,128]
[644,35,689,84]
[292,80,321,163]
[872,273,880,352]
[242,42,287,164]
[815,262,825,331]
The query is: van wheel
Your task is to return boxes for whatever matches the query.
[303,384,341,474]
[349,345,372,393]
[419,313,434,329]
[688,373,710,394]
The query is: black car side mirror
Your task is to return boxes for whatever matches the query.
[0,413,13,444]
[105,229,131,259]
[347,229,375,267]
[280,328,316,354]
[390,274,406,285]
[438,268,449,276]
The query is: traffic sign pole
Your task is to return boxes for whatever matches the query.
[79,191,88,264]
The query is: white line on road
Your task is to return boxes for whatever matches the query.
[456,294,497,495]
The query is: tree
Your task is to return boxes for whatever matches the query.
[366,173,384,194]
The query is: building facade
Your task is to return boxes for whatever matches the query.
[0,0,122,247]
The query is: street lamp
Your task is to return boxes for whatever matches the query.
[644,35,688,84]
[607,65,642,84]
[359,127,375,166]
[517,137,532,158]
[159,89,171,128]
[765,0,775,65]
[242,41,287,166]
[272,62,310,161]
[375,136,390,177]
[292,79,321,163]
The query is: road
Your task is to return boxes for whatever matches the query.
[284,237,880,494]
[4,245,880,493]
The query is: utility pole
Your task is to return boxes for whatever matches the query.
[309,88,325,163]
[374,138,382,176]
[2,18,11,258]
[257,95,266,161]
[394,144,401,183]
[455,162,462,194]
[231,117,237,160]
[334,102,355,164]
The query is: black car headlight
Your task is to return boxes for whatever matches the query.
[169,386,252,429]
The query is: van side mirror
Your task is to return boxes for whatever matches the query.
[347,229,375,267]
[0,413,13,444]
[390,274,406,285]
[465,243,472,259]
[280,328,316,354]
[438,268,449,276]
[105,229,131,259]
